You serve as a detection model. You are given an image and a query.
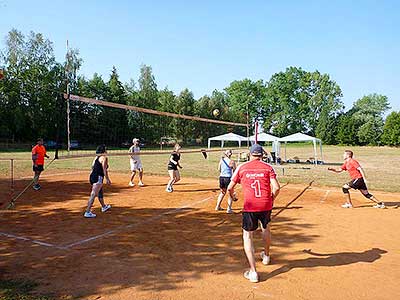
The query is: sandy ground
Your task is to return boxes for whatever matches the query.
[0,172,399,300]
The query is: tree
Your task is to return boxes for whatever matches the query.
[352,94,390,145]
[381,111,400,146]
[127,64,159,143]
[265,67,343,137]
[175,89,195,143]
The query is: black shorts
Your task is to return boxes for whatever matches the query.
[219,176,231,189]
[167,163,178,171]
[89,174,104,185]
[33,165,44,172]
[348,178,367,190]
[242,210,272,231]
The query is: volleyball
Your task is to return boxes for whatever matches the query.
[212,109,220,117]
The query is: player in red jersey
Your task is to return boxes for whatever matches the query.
[32,138,50,190]
[227,144,280,283]
[328,150,385,209]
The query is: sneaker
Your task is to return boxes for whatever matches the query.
[373,202,385,209]
[341,203,353,208]
[226,208,233,214]
[101,204,111,213]
[215,207,224,211]
[138,182,145,187]
[129,182,135,187]
[243,270,259,283]
[33,184,41,191]
[261,251,271,265]
[166,186,173,193]
[84,211,96,218]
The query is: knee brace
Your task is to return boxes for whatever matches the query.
[363,193,373,199]
[342,187,350,194]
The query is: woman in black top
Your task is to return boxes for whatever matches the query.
[166,143,182,192]
[84,145,112,218]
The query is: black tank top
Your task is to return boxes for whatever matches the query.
[91,157,104,177]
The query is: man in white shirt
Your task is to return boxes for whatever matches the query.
[128,138,144,187]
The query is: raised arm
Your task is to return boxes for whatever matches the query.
[327,167,344,173]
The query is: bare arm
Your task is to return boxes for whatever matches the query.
[270,178,280,201]
[327,167,344,173]
[358,167,367,183]
[100,156,111,184]
[227,180,237,199]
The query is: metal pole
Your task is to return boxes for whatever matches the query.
[10,159,14,196]
[246,103,249,147]
[66,40,71,153]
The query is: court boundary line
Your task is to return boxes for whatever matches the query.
[0,195,213,251]
[0,232,67,250]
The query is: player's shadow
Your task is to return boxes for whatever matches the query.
[263,248,387,281]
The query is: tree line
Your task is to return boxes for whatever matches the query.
[0,29,399,148]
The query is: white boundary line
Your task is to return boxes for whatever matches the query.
[320,190,331,202]
[0,232,67,250]
[1,196,213,251]
[62,196,213,249]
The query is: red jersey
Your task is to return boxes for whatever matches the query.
[341,158,362,179]
[32,145,47,165]
[231,159,277,212]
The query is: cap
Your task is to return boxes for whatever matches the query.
[132,138,139,143]
[224,149,232,156]
[250,144,263,156]
[96,144,106,154]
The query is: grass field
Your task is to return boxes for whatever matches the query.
[1,144,399,300]
[1,144,399,194]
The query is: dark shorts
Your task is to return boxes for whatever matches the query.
[348,177,367,190]
[33,165,44,172]
[219,176,231,189]
[89,174,104,185]
[167,163,178,171]
[242,210,272,231]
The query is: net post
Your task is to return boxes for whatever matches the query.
[10,159,14,196]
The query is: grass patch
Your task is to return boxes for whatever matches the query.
[0,279,54,300]
[0,145,399,192]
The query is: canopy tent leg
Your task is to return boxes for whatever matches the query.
[313,140,317,165]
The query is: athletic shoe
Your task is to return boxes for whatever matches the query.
[128,182,135,187]
[101,204,111,213]
[261,251,271,265]
[341,203,353,208]
[215,207,224,211]
[243,270,259,283]
[84,211,96,218]
[138,182,145,187]
[373,202,386,209]
[226,208,233,214]
[166,186,173,193]
[33,184,41,191]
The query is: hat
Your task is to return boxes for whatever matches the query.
[224,149,232,156]
[250,144,263,156]
[132,138,139,143]
[96,144,106,154]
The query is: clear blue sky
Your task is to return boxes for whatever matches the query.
[1,0,399,112]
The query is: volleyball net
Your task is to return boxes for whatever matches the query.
[59,93,250,159]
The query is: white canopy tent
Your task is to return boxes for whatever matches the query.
[249,132,279,142]
[278,132,323,164]
[249,132,280,161]
[207,132,248,149]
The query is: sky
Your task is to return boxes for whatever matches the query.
[1,0,399,112]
